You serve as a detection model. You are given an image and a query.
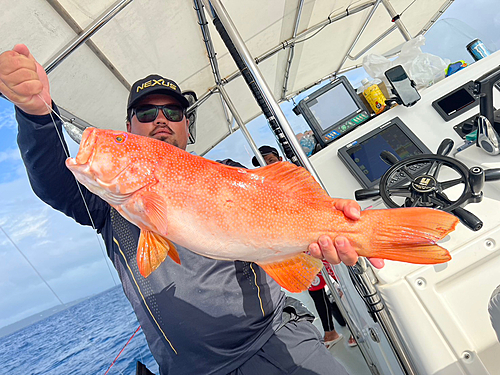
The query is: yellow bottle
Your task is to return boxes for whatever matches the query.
[361,78,386,115]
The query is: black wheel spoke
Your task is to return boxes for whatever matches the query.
[400,166,416,180]
[438,177,465,190]
[409,196,422,207]
[435,191,453,205]
[428,160,439,176]
[428,195,447,208]
[387,187,413,197]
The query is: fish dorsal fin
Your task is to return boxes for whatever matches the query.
[257,253,323,292]
[251,162,332,204]
[137,230,181,278]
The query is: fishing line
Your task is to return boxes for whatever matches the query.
[38,94,118,286]
[103,325,141,375]
[0,224,65,305]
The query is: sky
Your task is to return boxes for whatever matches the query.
[1,0,500,329]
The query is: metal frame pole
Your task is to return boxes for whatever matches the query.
[337,0,382,71]
[193,0,233,133]
[207,0,321,180]
[44,0,133,73]
[194,0,265,166]
[281,0,304,99]
[381,0,412,41]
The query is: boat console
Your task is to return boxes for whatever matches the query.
[310,51,500,375]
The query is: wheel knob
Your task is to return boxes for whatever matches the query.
[469,166,485,196]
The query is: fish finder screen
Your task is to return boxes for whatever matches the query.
[436,88,475,116]
[346,124,423,182]
[307,85,360,131]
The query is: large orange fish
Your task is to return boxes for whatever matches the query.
[66,128,459,292]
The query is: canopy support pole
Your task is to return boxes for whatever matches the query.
[348,24,398,61]
[281,0,305,99]
[194,0,234,134]
[44,0,134,74]
[194,0,263,164]
[337,0,382,71]
[381,0,412,41]
[205,0,317,171]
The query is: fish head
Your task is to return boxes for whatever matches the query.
[65,127,161,205]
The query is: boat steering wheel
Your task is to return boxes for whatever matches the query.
[354,139,500,231]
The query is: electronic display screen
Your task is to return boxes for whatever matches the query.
[294,76,369,147]
[338,117,431,188]
[432,81,479,121]
[436,88,475,116]
[307,85,360,131]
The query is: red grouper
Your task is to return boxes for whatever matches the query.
[66,128,459,292]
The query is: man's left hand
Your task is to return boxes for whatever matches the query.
[307,199,384,269]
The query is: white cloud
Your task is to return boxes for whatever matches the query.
[6,209,50,242]
[0,106,16,130]
[0,148,20,163]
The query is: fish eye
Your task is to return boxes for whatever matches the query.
[115,134,128,144]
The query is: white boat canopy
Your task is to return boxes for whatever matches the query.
[2,0,453,155]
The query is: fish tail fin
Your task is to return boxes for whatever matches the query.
[137,230,181,277]
[359,208,459,264]
[257,253,324,292]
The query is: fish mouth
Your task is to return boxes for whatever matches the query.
[66,127,97,168]
[65,128,96,172]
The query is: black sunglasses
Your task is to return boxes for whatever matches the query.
[131,104,185,123]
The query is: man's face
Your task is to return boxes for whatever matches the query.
[264,153,282,165]
[127,94,190,150]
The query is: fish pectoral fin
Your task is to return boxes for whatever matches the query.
[257,253,323,293]
[137,230,181,278]
[138,191,169,235]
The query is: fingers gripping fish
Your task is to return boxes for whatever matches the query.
[66,128,459,292]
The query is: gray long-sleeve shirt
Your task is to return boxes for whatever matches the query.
[16,105,285,374]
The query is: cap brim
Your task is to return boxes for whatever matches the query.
[128,88,190,109]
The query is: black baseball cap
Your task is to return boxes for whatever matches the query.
[127,74,190,110]
[252,145,279,167]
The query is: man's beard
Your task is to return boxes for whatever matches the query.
[157,135,179,148]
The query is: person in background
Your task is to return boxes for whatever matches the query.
[251,145,282,166]
[254,145,357,349]
[309,261,357,349]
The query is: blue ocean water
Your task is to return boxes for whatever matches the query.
[0,286,159,374]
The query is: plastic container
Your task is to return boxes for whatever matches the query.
[358,78,386,114]
[298,132,316,156]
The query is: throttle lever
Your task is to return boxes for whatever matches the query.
[355,188,380,201]
[436,138,454,156]
[452,207,483,231]
[380,151,399,166]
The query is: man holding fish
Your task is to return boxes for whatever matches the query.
[0,44,458,374]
